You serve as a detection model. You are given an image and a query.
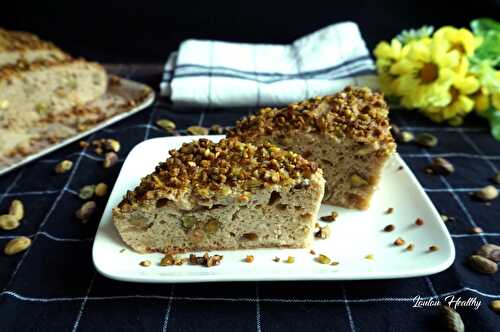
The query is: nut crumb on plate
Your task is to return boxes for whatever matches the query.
[320,211,338,222]
[429,245,439,252]
[188,252,223,267]
[139,260,151,267]
[245,255,254,263]
[314,224,331,239]
[317,254,331,264]
[394,237,405,246]
[383,224,395,232]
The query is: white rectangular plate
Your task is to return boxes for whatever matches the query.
[93,135,455,283]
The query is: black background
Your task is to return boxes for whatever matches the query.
[2,0,500,62]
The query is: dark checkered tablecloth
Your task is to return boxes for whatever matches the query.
[0,64,499,332]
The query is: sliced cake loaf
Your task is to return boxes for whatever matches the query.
[0,27,108,163]
[0,59,107,160]
[228,86,396,210]
[0,59,107,129]
[113,138,325,254]
[0,28,69,67]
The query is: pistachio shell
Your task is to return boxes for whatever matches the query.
[54,160,73,174]
[441,305,464,332]
[415,133,438,148]
[4,236,31,255]
[467,254,498,274]
[0,214,20,230]
[8,199,24,220]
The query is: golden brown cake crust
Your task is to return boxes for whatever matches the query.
[228,86,395,148]
[0,28,62,52]
[227,86,396,210]
[117,138,319,210]
[0,58,89,81]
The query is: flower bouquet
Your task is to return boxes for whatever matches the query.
[374,18,500,139]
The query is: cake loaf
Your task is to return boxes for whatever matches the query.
[0,27,108,165]
[113,138,325,253]
[0,59,107,130]
[0,28,69,67]
[0,59,107,159]
[228,86,396,210]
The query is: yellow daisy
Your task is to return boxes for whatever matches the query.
[434,26,482,57]
[473,86,491,112]
[423,74,480,125]
[374,39,403,60]
[391,38,460,108]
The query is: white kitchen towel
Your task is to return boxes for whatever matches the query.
[160,21,379,108]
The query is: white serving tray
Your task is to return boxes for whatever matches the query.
[0,77,155,176]
[93,135,455,283]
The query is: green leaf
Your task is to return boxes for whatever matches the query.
[481,107,500,141]
[470,60,500,91]
[396,25,434,44]
[471,18,500,35]
[470,18,500,66]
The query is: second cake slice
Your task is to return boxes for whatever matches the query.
[113,138,325,253]
[228,86,396,210]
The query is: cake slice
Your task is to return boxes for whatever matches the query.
[113,138,325,253]
[228,86,396,210]
[0,28,69,67]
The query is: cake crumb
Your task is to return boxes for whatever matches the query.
[309,249,316,255]
[385,207,394,214]
[415,218,424,226]
[406,244,414,252]
[245,255,254,263]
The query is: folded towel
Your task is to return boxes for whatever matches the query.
[160,21,379,108]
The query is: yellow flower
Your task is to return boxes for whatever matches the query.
[423,74,480,124]
[374,39,403,60]
[473,86,491,112]
[391,38,460,108]
[434,26,482,57]
[374,39,405,95]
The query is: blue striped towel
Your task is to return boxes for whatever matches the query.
[160,21,379,108]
